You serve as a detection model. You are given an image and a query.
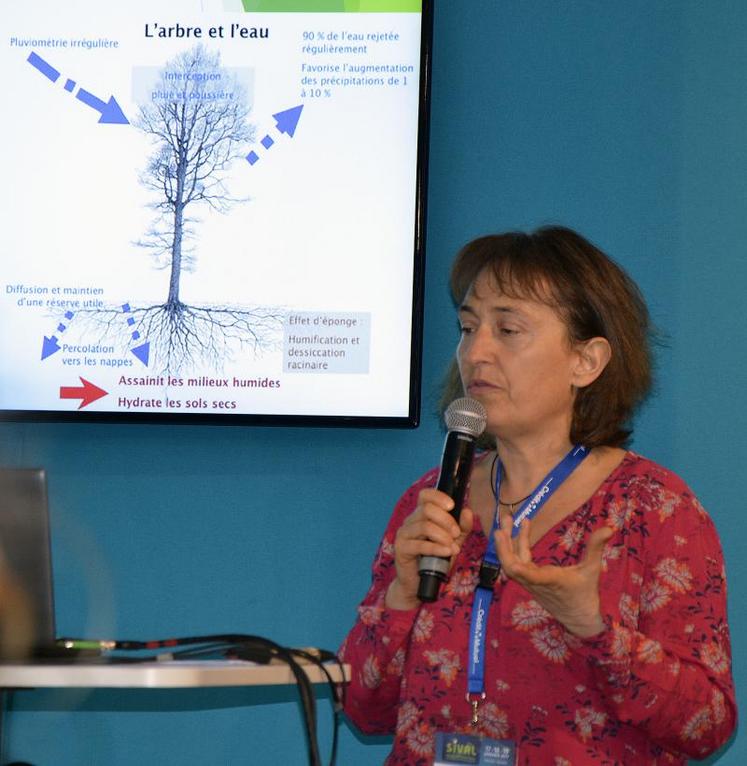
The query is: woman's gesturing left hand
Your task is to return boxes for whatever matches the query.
[494,520,614,638]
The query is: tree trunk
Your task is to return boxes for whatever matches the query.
[168,121,188,307]
[168,202,184,306]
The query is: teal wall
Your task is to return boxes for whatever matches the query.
[1,1,745,763]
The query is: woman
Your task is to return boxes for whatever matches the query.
[340,227,736,765]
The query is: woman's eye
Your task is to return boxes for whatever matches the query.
[499,326,519,336]
[459,325,474,335]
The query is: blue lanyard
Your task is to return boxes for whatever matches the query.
[467,445,588,700]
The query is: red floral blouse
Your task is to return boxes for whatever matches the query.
[339,453,736,765]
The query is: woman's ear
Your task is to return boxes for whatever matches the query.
[572,337,611,388]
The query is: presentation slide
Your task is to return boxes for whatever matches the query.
[0,0,426,421]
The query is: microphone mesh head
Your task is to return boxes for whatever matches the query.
[444,397,487,437]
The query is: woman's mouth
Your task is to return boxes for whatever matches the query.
[466,379,499,395]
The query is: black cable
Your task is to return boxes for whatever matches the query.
[57,633,333,766]
[179,636,322,766]
[170,637,322,766]
[262,641,320,766]
[159,642,241,661]
[290,649,344,766]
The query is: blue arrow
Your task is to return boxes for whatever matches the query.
[247,105,304,166]
[122,303,150,366]
[26,50,129,125]
[272,105,304,137]
[75,88,129,125]
[131,342,150,366]
[27,52,60,83]
[41,335,61,360]
[40,310,74,361]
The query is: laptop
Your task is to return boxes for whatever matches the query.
[0,467,55,660]
[0,467,112,663]
[0,468,279,666]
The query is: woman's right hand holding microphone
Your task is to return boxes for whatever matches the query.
[385,488,474,610]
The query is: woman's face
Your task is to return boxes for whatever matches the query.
[456,269,582,443]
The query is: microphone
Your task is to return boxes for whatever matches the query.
[417,397,487,603]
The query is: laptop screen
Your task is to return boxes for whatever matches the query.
[0,467,55,657]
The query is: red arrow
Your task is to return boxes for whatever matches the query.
[59,377,108,409]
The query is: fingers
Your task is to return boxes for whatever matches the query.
[418,487,457,514]
[396,531,458,559]
[396,489,464,559]
[496,521,549,586]
[390,491,474,607]
[493,525,516,569]
[495,522,615,585]
[413,488,462,537]
[580,526,614,567]
[458,507,474,536]
[514,519,533,563]
[494,519,530,563]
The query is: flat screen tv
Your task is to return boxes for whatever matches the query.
[1,0,432,427]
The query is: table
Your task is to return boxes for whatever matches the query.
[0,658,349,688]
[0,659,349,765]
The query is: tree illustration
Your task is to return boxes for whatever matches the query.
[71,45,282,376]
[135,44,252,299]
[130,44,282,373]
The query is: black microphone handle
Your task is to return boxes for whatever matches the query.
[417,432,476,602]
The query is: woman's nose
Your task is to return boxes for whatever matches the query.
[461,325,494,364]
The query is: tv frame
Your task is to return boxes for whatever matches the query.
[1,2,434,430]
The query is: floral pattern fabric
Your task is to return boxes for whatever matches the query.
[339,453,736,765]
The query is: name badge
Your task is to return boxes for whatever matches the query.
[434,732,516,766]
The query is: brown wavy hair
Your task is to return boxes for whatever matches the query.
[440,226,652,448]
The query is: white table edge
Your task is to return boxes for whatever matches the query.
[0,660,350,689]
